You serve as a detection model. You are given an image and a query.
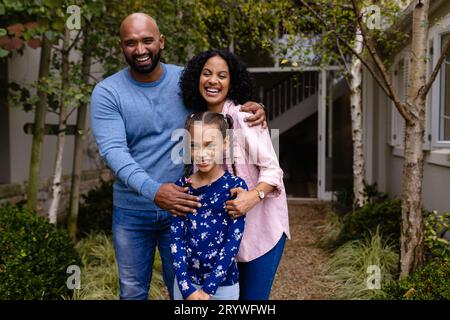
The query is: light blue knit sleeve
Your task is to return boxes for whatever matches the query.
[90,84,161,201]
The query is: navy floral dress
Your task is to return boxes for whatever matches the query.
[170,170,247,299]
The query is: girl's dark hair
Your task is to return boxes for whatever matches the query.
[179,49,253,112]
[182,111,236,186]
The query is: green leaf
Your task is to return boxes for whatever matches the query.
[0,28,6,37]
[0,4,5,15]
[43,0,63,8]
[0,48,9,58]
[51,19,65,32]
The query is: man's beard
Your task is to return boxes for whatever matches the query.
[124,49,162,74]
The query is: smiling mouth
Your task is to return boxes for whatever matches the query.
[197,161,211,167]
[205,87,221,95]
[135,55,151,64]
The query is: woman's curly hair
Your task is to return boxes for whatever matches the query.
[179,49,253,112]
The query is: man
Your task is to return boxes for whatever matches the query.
[90,13,266,300]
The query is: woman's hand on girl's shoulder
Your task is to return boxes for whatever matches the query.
[225,187,259,218]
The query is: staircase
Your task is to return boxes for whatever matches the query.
[263,72,348,135]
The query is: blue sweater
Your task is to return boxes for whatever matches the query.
[90,64,190,210]
[170,171,247,299]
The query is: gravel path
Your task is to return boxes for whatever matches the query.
[156,201,336,300]
[270,201,336,300]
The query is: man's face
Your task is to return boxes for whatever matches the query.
[120,20,164,74]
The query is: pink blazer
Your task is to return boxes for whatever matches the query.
[221,100,291,262]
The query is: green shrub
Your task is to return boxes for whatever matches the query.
[315,209,343,249]
[333,184,354,216]
[77,180,113,238]
[333,183,389,216]
[334,199,402,248]
[382,259,450,300]
[424,210,450,261]
[0,204,81,299]
[322,228,399,300]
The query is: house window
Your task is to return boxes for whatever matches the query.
[440,33,450,141]
[389,47,432,150]
[390,56,408,147]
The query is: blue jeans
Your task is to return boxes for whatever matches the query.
[112,205,174,300]
[173,277,240,300]
[238,233,286,300]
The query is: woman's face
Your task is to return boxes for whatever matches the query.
[199,55,230,108]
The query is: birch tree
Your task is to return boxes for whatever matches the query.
[335,25,368,208]
[1,0,68,212]
[349,30,368,207]
[48,28,71,224]
[299,0,450,277]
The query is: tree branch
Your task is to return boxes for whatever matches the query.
[420,34,450,98]
[333,14,352,76]
[64,106,77,122]
[350,0,413,123]
[298,0,396,108]
[336,38,352,76]
[66,29,83,53]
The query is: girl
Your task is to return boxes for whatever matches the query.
[179,50,290,300]
[170,111,248,300]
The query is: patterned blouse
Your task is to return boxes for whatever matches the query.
[170,170,247,299]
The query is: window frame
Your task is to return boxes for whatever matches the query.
[430,17,450,148]
[389,46,409,149]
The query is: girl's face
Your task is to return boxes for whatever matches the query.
[199,56,230,108]
[189,123,227,174]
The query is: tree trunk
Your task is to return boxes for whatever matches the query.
[400,118,425,278]
[67,34,91,239]
[48,29,70,223]
[27,35,52,212]
[350,29,367,208]
[399,0,429,278]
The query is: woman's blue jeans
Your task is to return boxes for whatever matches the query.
[238,233,287,300]
[112,205,174,300]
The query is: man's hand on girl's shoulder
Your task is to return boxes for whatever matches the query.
[154,183,201,217]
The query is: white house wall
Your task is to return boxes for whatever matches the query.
[364,69,450,214]
[7,45,97,185]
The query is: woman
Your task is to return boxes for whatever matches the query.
[179,50,290,300]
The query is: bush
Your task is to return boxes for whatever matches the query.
[382,259,450,300]
[333,183,388,216]
[0,204,81,299]
[76,180,113,238]
[315,209,343,249]
[424,210,450,261]
[334,199,402,248]
[322,228,399,300]
[72,232,167,300]
[333,184,354,216]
